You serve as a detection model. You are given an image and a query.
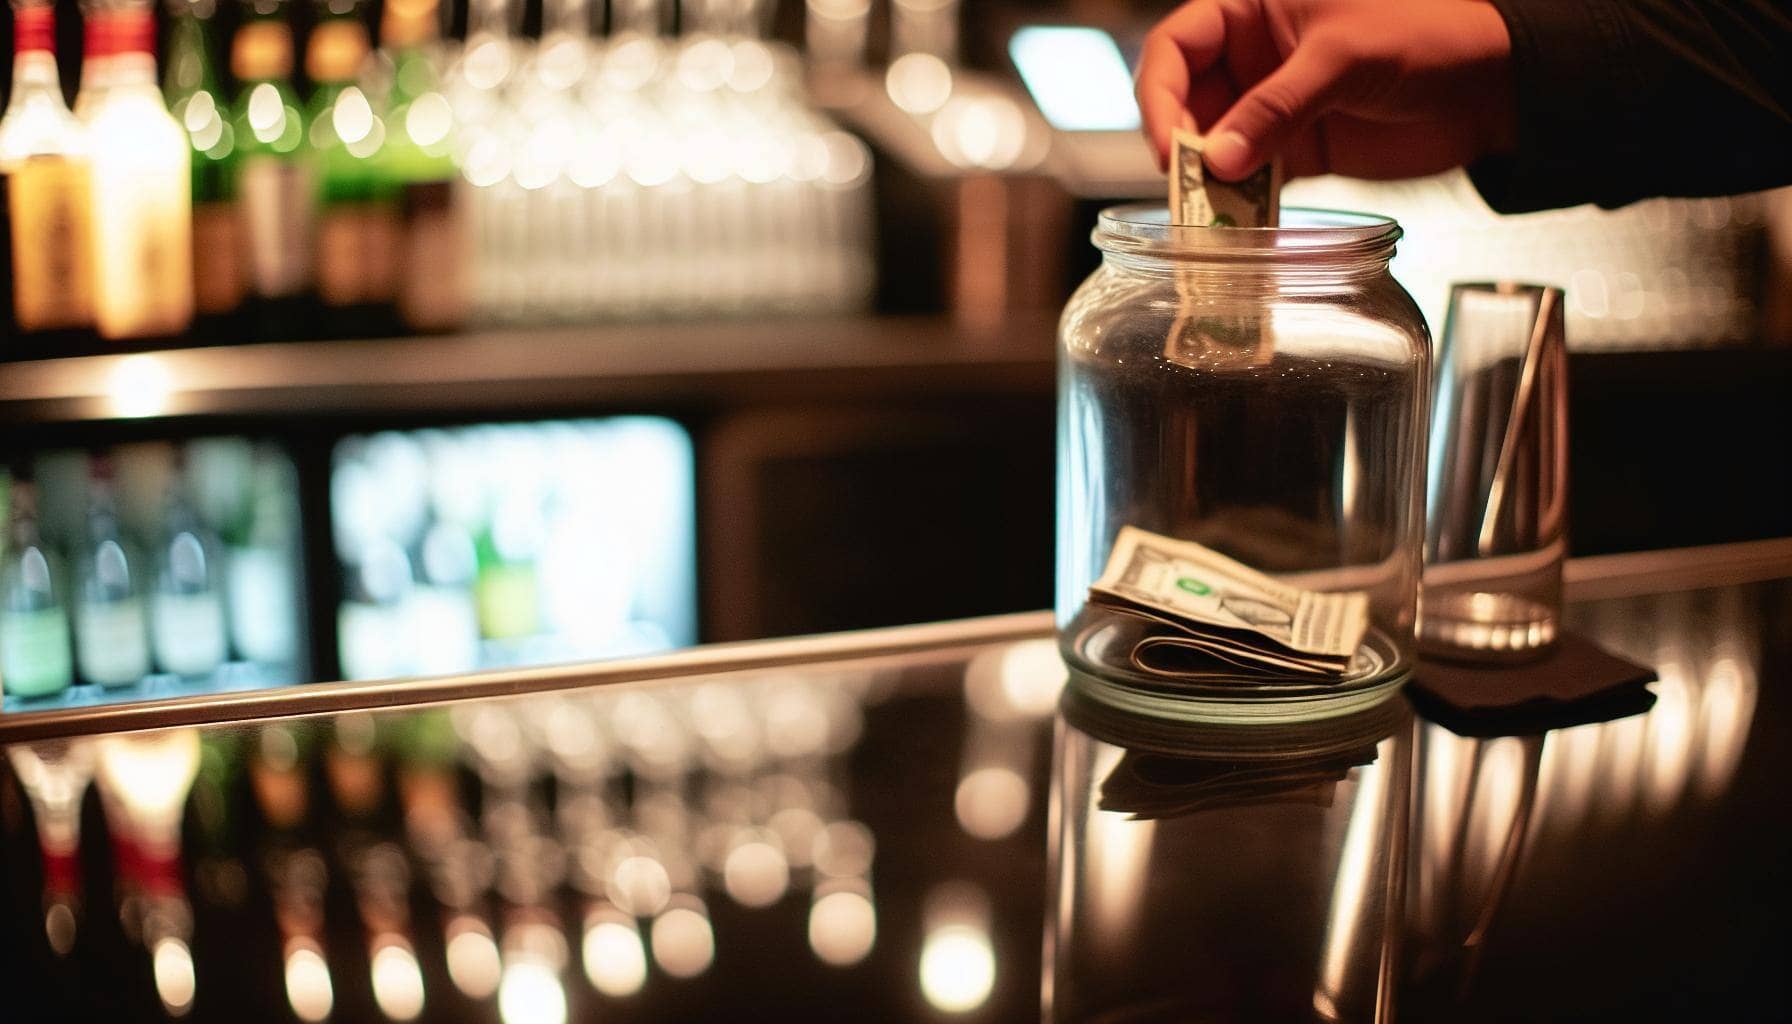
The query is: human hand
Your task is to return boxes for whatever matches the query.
[1136,0,1517,182]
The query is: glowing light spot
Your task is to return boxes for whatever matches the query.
[445,919,502,999]
[954,766,1030,840]
[885,52,952,115]
[581,912,648,997]
[932,94,1028,170]
[723,835,790,908]
[108,353,175,419]
[650,903,715,978]
[153,937,197,1017]
[610,854,672,917]
[371,942,426,1020]
[246,83,288,142]
[285,942,335,1023]
[332,87,374,144]
[405,93,453,149]
[498,961,565,1024]
[919,924,995,1013]
[809,885,877,966]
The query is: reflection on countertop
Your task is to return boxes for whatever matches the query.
[0,579,1785,1021]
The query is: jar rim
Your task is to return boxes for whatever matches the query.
[1094,204,1401,261]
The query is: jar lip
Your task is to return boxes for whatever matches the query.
[1094,204,1401,260]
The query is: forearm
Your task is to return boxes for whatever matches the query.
[1471,0,1792,212]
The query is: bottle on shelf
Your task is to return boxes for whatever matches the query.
[306,0,401,337]
[72,0,116,121]
[377,0,467,332]
[83,0,195,341]
[0,473,75,699]
[225,446,300,667]
[0,0,96,349]
[164,0,246,339]
[73,456,152,687]
[150,469,228,678]
[231,0,316,340]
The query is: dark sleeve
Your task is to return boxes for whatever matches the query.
[1468,0,1792,213]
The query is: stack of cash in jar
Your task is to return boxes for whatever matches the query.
[1088,527,1368,683]
[1170,128,1282,228]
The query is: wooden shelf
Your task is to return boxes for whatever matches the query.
[0,314,1059,426]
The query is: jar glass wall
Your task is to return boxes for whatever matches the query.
[1056,207,1430,721]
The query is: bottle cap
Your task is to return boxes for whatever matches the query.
[107,8,157,56]
[12,3,54,54]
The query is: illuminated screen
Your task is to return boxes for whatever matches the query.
[1008,26,1141,132]
[331,417,696,681]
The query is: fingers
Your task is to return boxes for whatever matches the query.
[1206,38,1351,180]
[1135,0,1225,170]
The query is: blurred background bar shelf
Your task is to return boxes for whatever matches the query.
[0,313,1058,425]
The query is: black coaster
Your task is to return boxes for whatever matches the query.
[1409,632,1657,738]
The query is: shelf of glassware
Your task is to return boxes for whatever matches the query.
[0,313,1061,425]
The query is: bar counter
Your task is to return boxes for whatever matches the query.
[3,540,1789,1021]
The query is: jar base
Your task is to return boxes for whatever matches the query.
[1061,618,1411,725]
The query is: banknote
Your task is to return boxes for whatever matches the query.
[1088,526,1370,678]
[1168,129,1282,228]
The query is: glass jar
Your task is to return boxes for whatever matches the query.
[1056,207,1430,721]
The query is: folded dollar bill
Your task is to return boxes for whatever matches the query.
[1088,526,1371,682]
[1169,128,1283,228]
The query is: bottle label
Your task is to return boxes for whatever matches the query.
[399,181,468,330]
[5,156,96,332]
[0,608,74,698]
[75,599,150,686]
[151,592,226,677]
[240,155,315,298]
[318,203,399,306]
[192,200,247,315]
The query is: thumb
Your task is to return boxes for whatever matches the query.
[1206,40,1349,180]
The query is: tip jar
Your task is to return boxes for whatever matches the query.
[1056,206,1431,723]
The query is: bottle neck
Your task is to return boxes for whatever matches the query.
[91,11,158,86]
[7,51,62,98]
[8,6,62,100]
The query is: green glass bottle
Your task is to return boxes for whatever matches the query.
[377,0,466,332]
[230,0,316,339]
[305,0,400,336]
[163,0,244,340]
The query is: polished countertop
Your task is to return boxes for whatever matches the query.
[1,544,1787,1022]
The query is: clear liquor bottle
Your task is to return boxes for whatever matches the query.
[163,0,246,338]
[150,472,228,678]
[84,0,195,340]
[73,457,152,687]
[0,476,75,699]
[230,0,316,340]
[224,446,299,667]
[305,0,400,337]
[0,0,96,349]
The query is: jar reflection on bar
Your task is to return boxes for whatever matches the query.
[1046,690,1411,1022]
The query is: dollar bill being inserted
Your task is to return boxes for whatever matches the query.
[1168,128,1283,228]
[1088,526,1369,679]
